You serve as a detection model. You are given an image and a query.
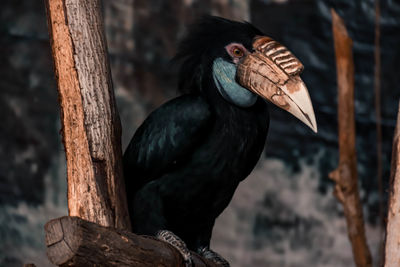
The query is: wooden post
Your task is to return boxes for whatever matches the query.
[384,101,400,267]
[44,0,130,230]
[329,9,372,267]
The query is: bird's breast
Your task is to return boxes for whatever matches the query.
[161,108,269,223]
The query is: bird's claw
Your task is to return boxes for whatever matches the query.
[157,230,193,267]
[198,246,230,267]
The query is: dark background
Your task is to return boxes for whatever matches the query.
[1,0,399,266]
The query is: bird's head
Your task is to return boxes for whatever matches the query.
[175,16,317,133]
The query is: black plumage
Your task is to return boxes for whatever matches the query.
[123,16,269,251]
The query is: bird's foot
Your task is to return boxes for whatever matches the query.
[198,246,230,267]
[157,230,192,267]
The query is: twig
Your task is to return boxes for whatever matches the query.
[329,9,372,267]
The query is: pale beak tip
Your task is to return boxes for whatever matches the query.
[303,116,318,133]
[308,111,318,133]
[312,124,318,134]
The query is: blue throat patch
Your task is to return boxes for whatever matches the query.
[212,58,257,108]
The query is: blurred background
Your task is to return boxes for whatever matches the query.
[1,0,399,266]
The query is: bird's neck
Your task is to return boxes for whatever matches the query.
[210,91,266,120]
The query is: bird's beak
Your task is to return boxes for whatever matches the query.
[237,36,317,133]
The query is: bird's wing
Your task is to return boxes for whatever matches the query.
[123,94,212,191]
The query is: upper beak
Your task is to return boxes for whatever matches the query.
[237,36,317,133]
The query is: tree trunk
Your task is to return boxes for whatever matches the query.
[384,101,400,267]
[329,9,372,267]
[44,0,130,230]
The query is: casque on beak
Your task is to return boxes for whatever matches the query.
[237,36,317,133]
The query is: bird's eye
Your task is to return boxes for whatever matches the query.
[232,47,244,57]
[225,43,247,61]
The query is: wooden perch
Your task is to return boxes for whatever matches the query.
[45,216,218,267]
[384,101,400,267]
[44,0,130,230]
[329,9,372,267]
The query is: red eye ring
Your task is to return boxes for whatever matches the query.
[225,43,247,60]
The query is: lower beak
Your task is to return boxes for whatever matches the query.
[237,36,317,133]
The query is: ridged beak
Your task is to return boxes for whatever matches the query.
[237,36,317,133]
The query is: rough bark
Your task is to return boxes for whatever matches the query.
[329,9,372,267]
[45,216,218,267]
[384,101,400,267]
[44,0,130,230]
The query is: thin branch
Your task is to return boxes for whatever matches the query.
[329,9,372,267]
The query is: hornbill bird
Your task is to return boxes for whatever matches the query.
[123,16,317,266]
